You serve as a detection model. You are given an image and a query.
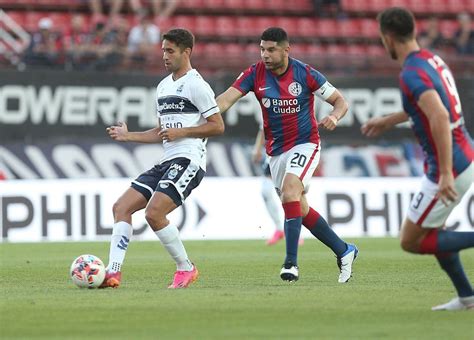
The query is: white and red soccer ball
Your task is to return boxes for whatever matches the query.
[70,254,106,288]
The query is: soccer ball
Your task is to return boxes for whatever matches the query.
[70,254,106,288]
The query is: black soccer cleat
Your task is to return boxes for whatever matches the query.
[280,262,299,282]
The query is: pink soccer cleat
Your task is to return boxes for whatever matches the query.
[168,265,199,289]
[266,230,304,246]
[266,230,285,245]
[99,271,121,289]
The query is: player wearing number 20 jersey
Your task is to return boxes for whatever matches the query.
[400,49,473,182]
[216,27,358,284]
[232,57,335,157]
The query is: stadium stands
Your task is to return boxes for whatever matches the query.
[0,0,473,74]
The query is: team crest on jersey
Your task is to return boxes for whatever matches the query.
[168,168,179,179]
[288,82,302,96]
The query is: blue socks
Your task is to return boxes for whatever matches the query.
[419,229,474,297]
[420,229,474,254]
[438,230,474,253]
[303,207,347,257]
[282,201,302,265]
[436,253,473,297]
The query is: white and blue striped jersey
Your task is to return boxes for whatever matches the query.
[156,69,219,170]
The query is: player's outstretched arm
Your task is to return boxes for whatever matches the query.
[417,89,457,205]
[158,112,225,142]
[216,87,244,114]
[361,111,409,138]
[318,89,348,131]
[106,121,163,143]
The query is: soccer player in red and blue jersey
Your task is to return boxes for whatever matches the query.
[217,27,358,283]
[362,8,474,311]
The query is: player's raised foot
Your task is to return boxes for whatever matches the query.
[337,244,358,283]
[431,296,474,311]
[280,262,299,282]
[266,230,284,245]
[168,265,199,289]
[99,271,121,289]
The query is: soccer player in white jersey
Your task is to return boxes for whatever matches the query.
[101,28,224,289]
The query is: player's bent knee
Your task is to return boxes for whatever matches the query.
[112,200,131,220]
[400,237,421,254]
[145,207,168,230]
[280,189,302,203]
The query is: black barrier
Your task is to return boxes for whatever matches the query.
[0,70,472,143]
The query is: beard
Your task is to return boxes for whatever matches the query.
[264,59,284,71]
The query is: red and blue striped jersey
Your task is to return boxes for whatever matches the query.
[232,58,329,156]
[400,49,473,182]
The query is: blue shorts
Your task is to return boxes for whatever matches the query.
[131,157,205,207]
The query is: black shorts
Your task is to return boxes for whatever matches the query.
[131,157,205,206]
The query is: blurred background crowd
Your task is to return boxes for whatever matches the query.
[1,0,473,75]
[0,1,473,182]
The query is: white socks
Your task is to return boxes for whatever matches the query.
[262,177,284,231]
[155,224,193,271]
[108,221,133,273]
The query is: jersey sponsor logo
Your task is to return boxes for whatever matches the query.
[258,86,271,91]
[170,163,184,172]
[262,97,271,108]
[158,100,186,112]
[157,96,199,115]
[288,82,302,96]
[161,121,183,129]
[264,98,301,114]
[176,84,184,93]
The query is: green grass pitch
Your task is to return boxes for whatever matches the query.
[1,238,473,339]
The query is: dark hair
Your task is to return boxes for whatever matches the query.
[377,7,415,42]
[163,28,194,51]
[260,27,289,44]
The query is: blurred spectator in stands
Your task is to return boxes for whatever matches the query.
[313,0,344,19]
[22,17,62,68]
[127,9,160,67]
[106,17,130,67]
[418,17,445,51]
[63,15,90,70]
[88,0,178,26]
[88,0,142,25]
[86,21,123,70]
[150,0,179,22]
[454,12,474,55]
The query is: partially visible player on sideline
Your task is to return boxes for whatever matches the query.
[361,8,474,311]
[252,128,304,246]
[101,28,224,289]
[217,27,358,283]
